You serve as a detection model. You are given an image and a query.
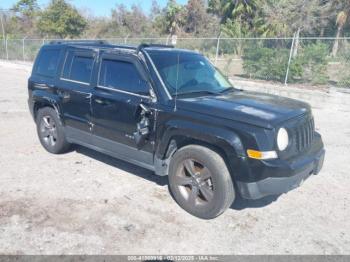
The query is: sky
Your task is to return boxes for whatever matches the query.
[0,0,189,16]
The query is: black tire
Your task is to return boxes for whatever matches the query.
[168,145,235,219]
[36,107,70,154]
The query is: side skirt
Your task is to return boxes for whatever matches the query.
[65,127,156,172]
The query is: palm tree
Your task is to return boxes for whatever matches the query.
[222,0,259,19]
[165,0,185,35]
[332,7,349,57]
[221,0,260,36]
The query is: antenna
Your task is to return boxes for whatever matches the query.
[174,52,180,112]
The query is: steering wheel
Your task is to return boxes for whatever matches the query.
[178,79,199,91]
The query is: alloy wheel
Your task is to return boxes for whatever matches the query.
[174,159,214,207]
[39,115,58,147]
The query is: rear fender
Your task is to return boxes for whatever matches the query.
[31,90,63,124]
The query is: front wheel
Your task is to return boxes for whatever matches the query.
[168,145,235,219]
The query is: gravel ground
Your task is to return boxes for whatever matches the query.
[0,60,349,255]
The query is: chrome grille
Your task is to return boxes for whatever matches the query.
[294,117,315,152]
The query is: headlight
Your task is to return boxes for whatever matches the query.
[277,128,289,151]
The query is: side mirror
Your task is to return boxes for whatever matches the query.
[149,88,157,102]
[140,103,150,114]
[139,79,157,102]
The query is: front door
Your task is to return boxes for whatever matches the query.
[58,48,96,133]
[91,53,156,167]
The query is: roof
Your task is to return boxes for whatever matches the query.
[46,40,199,55]
[48,40,135,51]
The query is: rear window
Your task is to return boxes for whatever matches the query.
[62,50,94,84]
[35,49,61,77]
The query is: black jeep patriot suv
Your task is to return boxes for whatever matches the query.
[28,41,325,219]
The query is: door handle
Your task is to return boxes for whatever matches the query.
[34,83,53,89]
[94,98,110,106]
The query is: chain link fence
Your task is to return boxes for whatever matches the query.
[0,37,349,87]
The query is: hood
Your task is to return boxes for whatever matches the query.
[177,90,311,129]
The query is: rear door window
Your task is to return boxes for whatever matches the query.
[62,50,94,84]
[35,49,61,78]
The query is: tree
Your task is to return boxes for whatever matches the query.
[211,0,260,24]
[37,0,87,38]
[0,9,22,38]
[83,17,110,39]
[331,0,350,57]
[150,0,162,21]
[165,0,186,35]
[222,0,260,22]
[12,0,40,36]
[150,0,167,35]
[254,0,290,37]
[111,4,153,37]
[13,0,39,17]
[185,0,220,36]
[208,0,261,37]
[207,0,223,18]
[263,0,329,56]
[0,10,9,39]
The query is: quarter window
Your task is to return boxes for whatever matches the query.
[62,51,94,84]
[35,49,61,77]
[98,59,149,95]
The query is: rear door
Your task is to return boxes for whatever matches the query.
[91,52,156,167]
[58,48,97,134]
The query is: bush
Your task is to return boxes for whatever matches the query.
[299,42,329,85]
[337,50,350,88]
[242,42,329,85]
[242,46,302,82]
[338,76,350,88]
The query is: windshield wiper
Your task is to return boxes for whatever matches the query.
[218,87,235,94]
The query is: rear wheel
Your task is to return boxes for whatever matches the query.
[168,145,235,219]
[36,107,70,154]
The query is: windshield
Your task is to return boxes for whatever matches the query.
[148,51,233,96]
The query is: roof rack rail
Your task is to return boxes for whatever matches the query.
[112,44,137,50]
[136,43,174,53]
[49,40,109,45]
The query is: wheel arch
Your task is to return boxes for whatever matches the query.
[154,120,246,179]
[32,91,63,123]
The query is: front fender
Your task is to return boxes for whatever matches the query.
[155,119,246,177]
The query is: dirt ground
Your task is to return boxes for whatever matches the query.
[0,60,349,255]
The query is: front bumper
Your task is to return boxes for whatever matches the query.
[236,147,325,200]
